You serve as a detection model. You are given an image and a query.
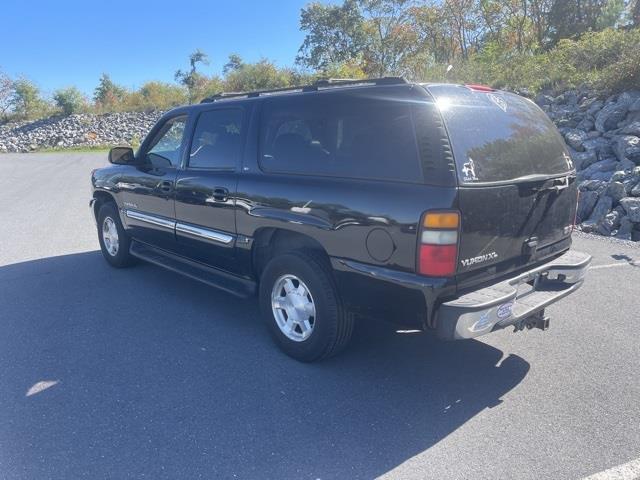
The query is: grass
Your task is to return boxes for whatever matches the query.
[36,144,113,153]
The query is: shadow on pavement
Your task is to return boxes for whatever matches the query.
[0,251,530,479]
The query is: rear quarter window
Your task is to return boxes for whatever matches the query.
[259,92,423,183]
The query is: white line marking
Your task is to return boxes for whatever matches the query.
[581,457,640,480]
[589,262,639,270]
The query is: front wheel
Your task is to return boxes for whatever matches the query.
[259,251,354,362]
[97,202,135,268]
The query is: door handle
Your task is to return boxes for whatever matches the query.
[159,180,173,192]
[206,187,229,203]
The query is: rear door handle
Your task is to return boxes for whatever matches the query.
[159,180,173,192]
[206,187,229,203]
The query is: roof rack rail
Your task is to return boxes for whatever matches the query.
[200,77,408,103]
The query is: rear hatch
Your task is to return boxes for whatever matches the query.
[425,84,577,286]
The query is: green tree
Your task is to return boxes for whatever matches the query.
[93,73,127,109]
[595,0,626,29]
[633,0,640,25]
[10,78,49,120]
[358,0,423,76]
[224,58,292,92]
[223,54,244,75]
[175,49,210,103]
[297,0,366,70]
[548,0,610,44]
[0,70,12,120]
[53,86,86,115]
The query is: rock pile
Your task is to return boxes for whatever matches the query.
[535,88,640,240]
[0,111,164,153]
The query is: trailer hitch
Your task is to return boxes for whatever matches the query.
[514,310,550,333]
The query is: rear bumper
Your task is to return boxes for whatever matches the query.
[435,249,591,340]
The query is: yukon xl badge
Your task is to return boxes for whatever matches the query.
[461,252,499,267]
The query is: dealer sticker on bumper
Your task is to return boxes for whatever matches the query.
[497,301,514,319]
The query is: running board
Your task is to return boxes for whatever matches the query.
[129,240,256,298]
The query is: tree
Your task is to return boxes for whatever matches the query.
[10,78,49,120]
[548,0,610,44]
[224,58,292,92]
[358,0,423,76]
[595,0,626,29]
[175,49,210,103]
[297,0,366,70]
[93,74,127,109]
[223,54,244,75]
[53,87,86,115]
[0,70,12,120]
[633,0,640,25]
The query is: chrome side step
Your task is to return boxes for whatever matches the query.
[129,240,256,298]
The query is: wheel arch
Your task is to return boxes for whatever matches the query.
[92,190,118,221]
[251,227,330,279]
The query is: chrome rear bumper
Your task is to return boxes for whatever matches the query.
[436,250,592,340]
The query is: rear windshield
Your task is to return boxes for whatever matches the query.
[427,85,573,184]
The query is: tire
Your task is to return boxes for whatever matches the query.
[259,251,354,362]
[97,202,135,268]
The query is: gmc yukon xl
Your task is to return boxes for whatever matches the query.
[90,77,591,362]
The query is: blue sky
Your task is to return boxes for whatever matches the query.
[0,0,322,97]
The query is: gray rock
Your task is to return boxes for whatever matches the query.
[577,190,599,221]
[587,100,605,116]
[579,179,606,191]
[576,118,595,132]
[535,94,554,106]
[564,129,588,151]
[630,98,640,112]
[615,217,634,240]
[572,149,598,169]
[606,181,626,203]
[579,158,618,181]
[620,197,640,222]
[587,195,613,224]
[595,102,629,132]
[631,182,640,196]
[596,209,622,235]
[613,135,640,164]
[620,121,640,137]
[617,91,640,109]
[582,137,614,159]
[611,170,628,182]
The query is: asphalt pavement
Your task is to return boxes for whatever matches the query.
[0,153,639,480]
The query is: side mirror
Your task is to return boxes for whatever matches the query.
[109,147,135,165]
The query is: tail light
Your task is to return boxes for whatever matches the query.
[465,84,495,92]
[418,211,460,277]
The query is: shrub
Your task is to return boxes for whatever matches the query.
[53,87,87,115]
[10,78,53,120]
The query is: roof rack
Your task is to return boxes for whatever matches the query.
[200,77,408,103]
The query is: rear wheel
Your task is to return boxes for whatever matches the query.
[97,202,135,268]
[259,251,353,362]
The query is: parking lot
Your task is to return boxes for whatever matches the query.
[1,153,639,479]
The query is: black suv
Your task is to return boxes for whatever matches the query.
[91,77,591,362]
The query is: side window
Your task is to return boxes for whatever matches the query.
[188,109,243,169]
[146,116,187,167]
[259,95,423,183]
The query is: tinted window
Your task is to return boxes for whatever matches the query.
[146,116,187,167]
[189,109,243,169]
[259,94,422,182]
[427,85,573,184]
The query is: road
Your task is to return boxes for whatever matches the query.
[0,153,639,480]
